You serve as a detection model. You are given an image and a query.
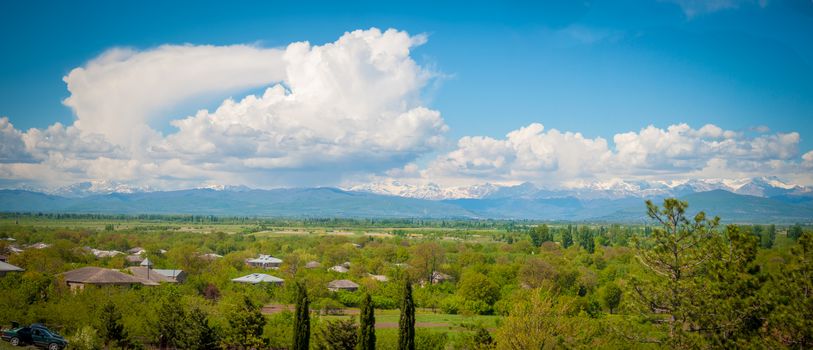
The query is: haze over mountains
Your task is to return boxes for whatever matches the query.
[0,177,811,223]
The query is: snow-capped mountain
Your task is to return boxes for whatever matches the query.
[50,180,151,198]
[348,177,813,201]
[345,181,500,200]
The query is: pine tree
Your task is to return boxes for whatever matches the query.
[398,279,415,350]
[224,295,266,348]
[632,198,720,346]
[183,306,218,350]
[156,287,186,348]
[357,293,376,350]
[98,301,128,350]
[293,282,310,350]
[561,228,573,249]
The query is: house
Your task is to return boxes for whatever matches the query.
[430,271,453,284]
[29,242,50,249]
[328,265,349,273]
[0,255,7,262]
[89,248,123,258]
[245,255,283,269]
[125,254,145,265]
[0,261,24,277]
[231,273,284,285]
[200,253,223,261]
[304,261,322,269]
[369,274,389,282]
[127,267,187,283]
[127,247,146,255]
[60,267,157,291]
[327,279,359,292]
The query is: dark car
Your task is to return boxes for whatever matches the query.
[1,323,68,350]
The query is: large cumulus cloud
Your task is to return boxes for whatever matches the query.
[400,122,812,187]
[1,28,448,189]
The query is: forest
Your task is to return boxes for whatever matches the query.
[0,198,811,349]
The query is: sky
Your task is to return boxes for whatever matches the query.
[1,0,812,191]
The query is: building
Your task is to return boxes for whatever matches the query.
[60,267,157,291]
[0,261,24,277]
[430,271,453,284]
[328,265,349,273]
[88,248,123,258]
[231,273,284,285]
[199,253,223,261]
[369,274,389,282]
[125,254,145,265]
[127,267,187,283]
[328,279,359,292]
[127,247,146,255]
[29,242,50,249]
[304,261,322,269]
[245,255,283,269]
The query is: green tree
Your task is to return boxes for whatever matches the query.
[788,224,804,241]
[602,283,622,314]
[561,228,573,249]
[183,306,218,350]
[698,225,766,348]
[578,226,595,254]
[766,232,813,347]
[292,282,310,350]
[98,301,129,350]
[357,293,376,350]
[457,271,500,314]
[632,198,720,347]
[316,318,357,350]
[529,224,551,247]
[762,224,776,249]
[398,279,415,350]
[224,295,266,348]
[156,287,186,348]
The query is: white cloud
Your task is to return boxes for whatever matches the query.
[0,117,32,163]
[803,150,813,169]
[1,28,448,190]
[399,122,811,187]
[63,44,287,149]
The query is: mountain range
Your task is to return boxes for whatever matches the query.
[0,177,811,223]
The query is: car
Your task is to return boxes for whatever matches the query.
[1,323,68,350]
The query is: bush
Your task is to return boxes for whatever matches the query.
[313,298,344,315]
[441,295,465,314]
[415,329,448,350]
[68,326,101,350]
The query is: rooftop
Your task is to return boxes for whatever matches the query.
[231,273,284,284]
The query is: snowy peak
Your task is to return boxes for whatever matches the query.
[349,177,812,201]
[345,181,500,200]
[51,181,150,198]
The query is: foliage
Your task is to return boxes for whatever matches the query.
[223,295,266,348]
[292,282,310,350]
[315,317,358,350]
[98,301,130,349]
[398,279,415,350]
[357,293,376,350]
[602,282,622,314]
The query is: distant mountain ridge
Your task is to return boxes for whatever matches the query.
[0,184,811,223]
[348,176,813,201]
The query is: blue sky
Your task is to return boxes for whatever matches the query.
[1,0,812,190]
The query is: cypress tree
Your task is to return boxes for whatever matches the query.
[398,279,415,350]
[292,282,310,350]
[357,293,376,350]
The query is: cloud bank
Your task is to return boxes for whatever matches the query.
[0,27,811,192]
